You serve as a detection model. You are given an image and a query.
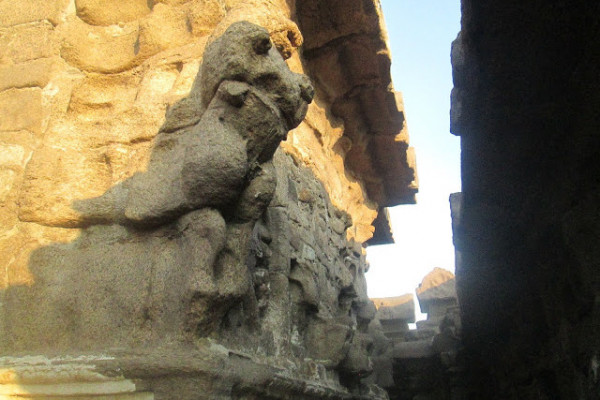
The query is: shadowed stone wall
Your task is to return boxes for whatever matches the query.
[452,1,600,398]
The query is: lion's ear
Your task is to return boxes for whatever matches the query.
[253,32,272,55]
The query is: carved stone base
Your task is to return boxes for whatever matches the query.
[0,344,389,400]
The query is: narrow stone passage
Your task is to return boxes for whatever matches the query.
[0,1,598,399]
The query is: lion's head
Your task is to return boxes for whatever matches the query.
[199,21,314,132]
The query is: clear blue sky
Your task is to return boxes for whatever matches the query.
[366,1,462,309]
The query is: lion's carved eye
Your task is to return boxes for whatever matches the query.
[253,36,272,55]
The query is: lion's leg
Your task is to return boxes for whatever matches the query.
[122,149,188,227]
[233,160,277,222]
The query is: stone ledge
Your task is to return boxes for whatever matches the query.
[392,340,435,360]
[296,0,418,244]
[297,1,418,212]
[371,294,415,323]
[0,347,388,400]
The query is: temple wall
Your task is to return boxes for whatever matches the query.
[0,1,416,398]
[0,0,416,292]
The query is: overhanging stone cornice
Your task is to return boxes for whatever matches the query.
[296,0,418,211]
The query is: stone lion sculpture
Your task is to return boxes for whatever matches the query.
[76,21,314,228]
[4,22,314,353]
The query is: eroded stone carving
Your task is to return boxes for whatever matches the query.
[3,20,313,351]
[76,21,313,228]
